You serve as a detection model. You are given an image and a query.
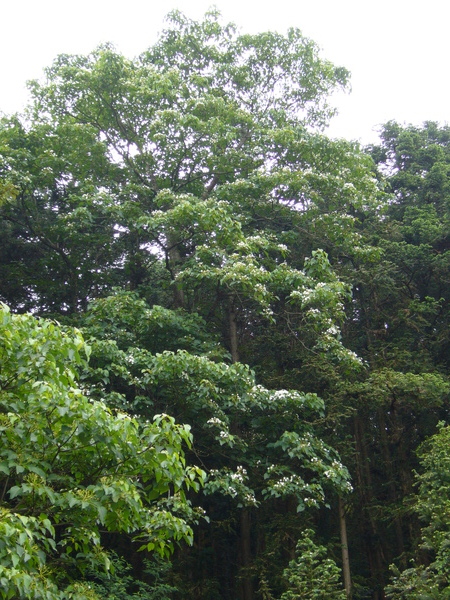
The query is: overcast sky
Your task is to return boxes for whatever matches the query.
[2,0,449,144]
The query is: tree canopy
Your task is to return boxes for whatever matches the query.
[0,9,449,600]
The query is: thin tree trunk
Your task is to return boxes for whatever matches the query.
[339,496,352,598]
[240,508,253,600]
[377,409,406,567]
[353,415,387,591]
[167,242,185,308]
[227,295,253,599]
[228,296,239,363]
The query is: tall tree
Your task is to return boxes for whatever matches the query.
[0,9,350,315]
[327,122,450,598]
[78,290,352,599]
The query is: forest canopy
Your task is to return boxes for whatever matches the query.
[0,10,449,600]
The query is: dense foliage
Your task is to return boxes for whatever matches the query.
[0,10,449,600]
[280,529,346,600]
[0,305,204,598]
[386,424,450,599]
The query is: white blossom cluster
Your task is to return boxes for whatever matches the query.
[325,325,339,336]
[272,389,291,400]
[272,474,299,490]
[266,463,281,474]
[231,465,247,482]
[207,468,257,505]
[303,497,320,507]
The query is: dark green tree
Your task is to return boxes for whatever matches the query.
[386,424,450,599]
[325,122,450,598]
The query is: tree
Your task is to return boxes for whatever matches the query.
[326,122,450,598]
[0,15,367,595]
[386,424,450,599]
[0,304,204,598]
[78,290,352,599]
[280,529,346,600]
[0,116,125,314]
[0,9,351,315]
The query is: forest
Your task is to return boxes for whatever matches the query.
[0,10,449,599]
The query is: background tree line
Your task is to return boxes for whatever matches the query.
[0,10,449,599]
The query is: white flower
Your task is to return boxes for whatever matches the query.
[273,390,290,399]
[325,326,339,336]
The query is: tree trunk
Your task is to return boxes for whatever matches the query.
[228,295,253,599]
[239,508,253,600]
[353,415,387,593]
[228,296,240,363]
[167,241,185,308]
[339,496,352,598]
[377,409,406,567]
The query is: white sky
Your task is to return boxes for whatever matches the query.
[1,0,449,144]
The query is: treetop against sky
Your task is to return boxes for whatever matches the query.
[1,1,449,143]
